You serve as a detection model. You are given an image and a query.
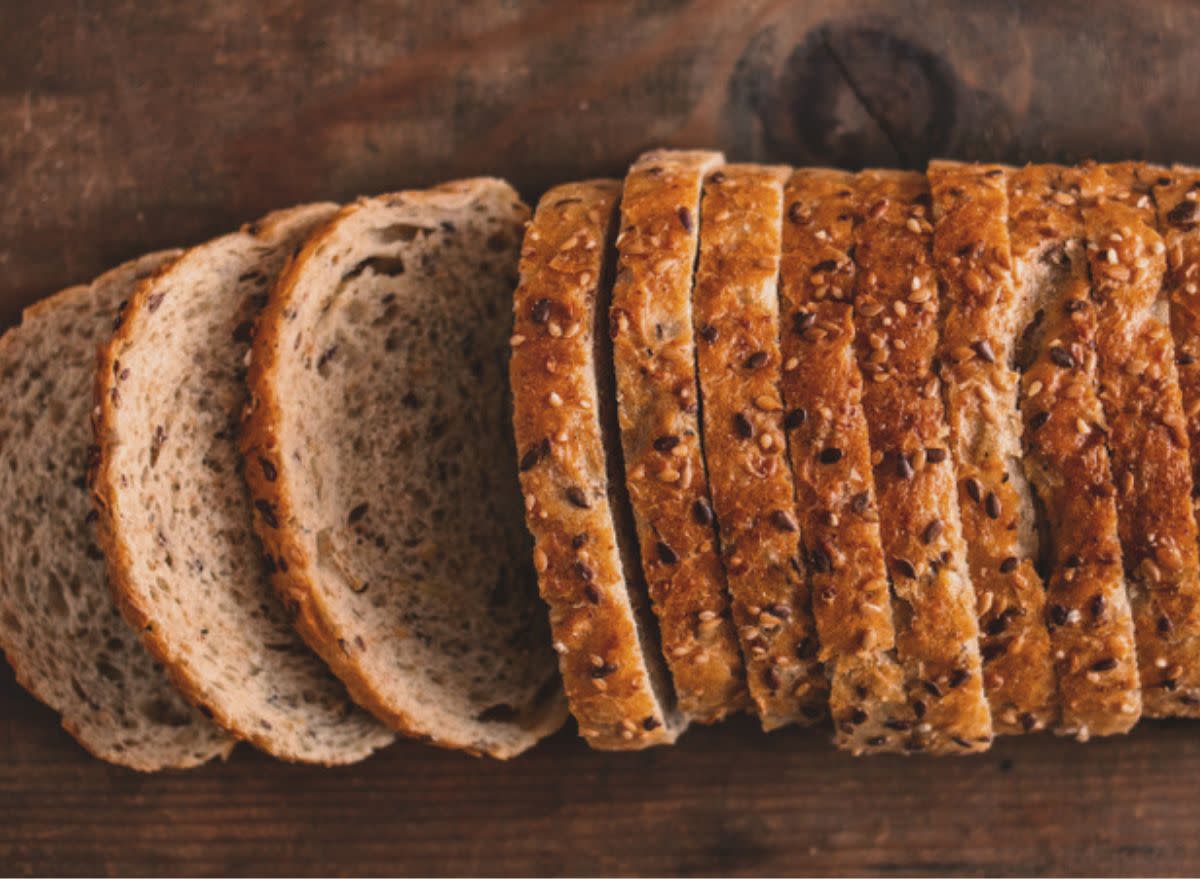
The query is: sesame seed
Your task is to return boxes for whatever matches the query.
[653,435,680,453]
[510,334,526,347]
[1049,346,1076,369]
[1029,410,1050,430]
[985,492,1002,519]
[1091,657,1118,672]
[794,311,816,334]
[1000,556,1018,573]
[758,433,775,451]
[923,519,943,544]
[656,542,679,565]
[905,217,921,234]
[533,548,548,572]
[692,498,713,526]
[893,557,917,578]
[745,350,769,369]
[733,412,754,439]
[972,340,996,363]
[769,510,798,532]
[566,486,591,509]
[548,391,563,407]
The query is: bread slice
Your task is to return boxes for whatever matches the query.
[511,180,681,748]
[1079,161,1200,719]
[92,205,396,765]
[928,160,1058,734]
[243,181,566,759]
[691,164,827,730]
[850,169,993,754]
[609,149,749,722]
[1007,163,1141,738]
[0,253,235,771]
[1152,168,1200,713]
[778,168,910,754]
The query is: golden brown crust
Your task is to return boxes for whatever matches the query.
[509,180,681,748]
[851,169,993,754]
[778,168,909,753]
[609,150,749,722]
[1080,162,1200,718]
[928,160,1057,734]
[1008,163,1141,737]
[691,164,827,730]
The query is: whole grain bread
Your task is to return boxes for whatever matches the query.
[928,160,1057,734]
[851,169,993,754]
[609,149,749,722]
[691,164,827,730]
[511,180,681,748]
[92,205,395,765]
[777,168,910,754]
[0,252,235,771]
[1080,161,1200,719]
[243,181,566,759]
[1007,163,1141,737]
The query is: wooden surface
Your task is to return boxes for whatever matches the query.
[4,1,1200,875]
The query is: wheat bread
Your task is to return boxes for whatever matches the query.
[0,252,235,770]
[1079,161,1200,719]
[243,181,566,758]
[512,180,682,748]
[92,205,395,765]
[609,149,749,722]
[928,160,1058,734]
[1007,163,1141,737]
[777,169,911,753]
[850,169,993,753]
[691,164,828,730]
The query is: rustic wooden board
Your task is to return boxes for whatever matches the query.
[4,0,1200,875]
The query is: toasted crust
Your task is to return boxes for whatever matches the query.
[1007,163,1141,737]
[510,180,681,748]
[1080,162,1200,718]
[928,160,1058,734]
[242,181,564,758]
[691,164,827,730]
[609,150,749,722]
[850,169,993,754]
[778,169,910,753]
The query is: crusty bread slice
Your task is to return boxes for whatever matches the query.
[243,181,566,759]
[1007,163,1141,737]
[850,169,993,754]
[609,149,749,723]
[0,252,235,771]
[511,180,681,748]
[928,160,1058,734]
[778,168,910,754]
[691,164,828,730]
[1080,162,1200,719]
[92,206,395,765]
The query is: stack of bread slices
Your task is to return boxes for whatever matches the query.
[6,153,1200,770]
[512,152,1200,755]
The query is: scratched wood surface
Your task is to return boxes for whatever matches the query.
[4,1,1200,875]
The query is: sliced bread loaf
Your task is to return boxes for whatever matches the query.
[1007,163,1140,737]
[92,205,395,765]
[609,149,749,723]
[243,181,566,758]
[512,180,681,748]
[928,160,1057,734]
[0,252,235,771]
[778,168,910,754]
[1080,162,1200,719]
[691,164,828,730]
[850,169,993,754]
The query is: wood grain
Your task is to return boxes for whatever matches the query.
[5,0,1200,874]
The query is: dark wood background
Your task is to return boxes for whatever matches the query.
[4,1,1200,875]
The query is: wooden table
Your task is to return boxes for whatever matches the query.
[3,1,1200,874]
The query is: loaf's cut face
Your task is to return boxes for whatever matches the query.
[243,180,565,758]
[0,253,234,770]
[92,206,395,765]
